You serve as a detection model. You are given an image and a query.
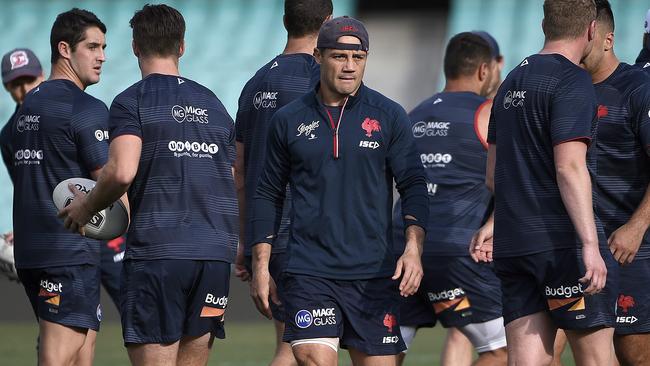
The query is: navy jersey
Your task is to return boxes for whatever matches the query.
[109,74,237,262]
[252,84,428,280]
[393,92,491,256]
[9,79,109,268]
[236,53,319,255]
[593,63,650,259]
[488,54,606,257]
[0,105,19,179]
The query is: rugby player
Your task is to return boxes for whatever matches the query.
[9,9,108,366]
[394,32,506,366]
[60,5,237,366]
[581,1,650,365]
[634,9,650,70]
[234,1,332,365]
[250,16,428,366]
[473,0,618,364]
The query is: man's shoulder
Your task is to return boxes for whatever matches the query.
[361,86,407,120]
[274,92,314,118]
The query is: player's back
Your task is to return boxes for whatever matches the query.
[489,54,603,257]
[10,79,108,268]
[109,74,237,262]
[594,63,650,259]
[393,92,491,257]
[236,53,319,254]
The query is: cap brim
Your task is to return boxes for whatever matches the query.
[2,69,42,85]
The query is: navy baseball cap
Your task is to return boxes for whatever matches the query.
[2,48,43,84]
[472,31,501,59]
[317,16,369,52]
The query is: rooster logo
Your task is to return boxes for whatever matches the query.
[618,295,635,313]
[362,118,381,137]
[383,313,397,333]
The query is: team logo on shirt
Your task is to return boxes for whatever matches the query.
[9,50,29,69]
[361,118,381,137]
[16,114,40,132]
[253,91,278,110]
[296,120,319,140]
[597,105,608,119]
[503,90,526,109]
[94,130,109,141]
[172,105,209,124]
[412,121,450,138]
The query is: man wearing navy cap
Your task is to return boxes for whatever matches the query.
[250,16,428,365]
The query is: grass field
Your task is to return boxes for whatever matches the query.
[0,321,578,365]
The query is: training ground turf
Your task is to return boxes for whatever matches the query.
[0,321,577,365]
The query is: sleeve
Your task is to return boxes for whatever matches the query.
[387,107,429,232]
[550,71,597,146]
[487,101,497,144]
[0,122,13,178]
[235,89,247,143]
[631,83,650,156]
[70,99,109,172]
[108,91,142,140]
[227,116,236,166]
[249,113,291,246]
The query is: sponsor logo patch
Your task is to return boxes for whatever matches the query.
[253,91,278,110]
[295,308,336,329]
[361,118,381,137]
[172,105,209,124]
[296,121,319,140]
[412,121,449,138]
[503,90,526,109]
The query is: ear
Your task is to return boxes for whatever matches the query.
[178,39,185,58]
[604,31,614,52]
[283,14,288,32]
[478,62,489,82]
[58,41,72,60]
[588,19,596,42]
[314,47,322,64]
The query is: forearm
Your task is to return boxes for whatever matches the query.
[251,242,272,272]
[556,163,598,247]
[403,225,424,256]
[86,160,130,214]
[626,183,650,231]
[235,167,246,245]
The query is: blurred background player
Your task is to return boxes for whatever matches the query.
[471,31,503,100]
[0,48,44,282]
[474,0,618,364]
[59,4,238,366]
[234,1,332,365]
[581,1,650,365]
[635,8,650,70]
[9,8,108,366]
[250,16,427,366]
[393,32,507,366]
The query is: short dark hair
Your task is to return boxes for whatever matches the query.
[443,32,493,80]
[50,8,106,63]
[284,0,333,38]
[595,0,614,32]
[130,4,185,58]
[543,0,596,41]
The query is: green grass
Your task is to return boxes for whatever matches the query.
[0,322,577,365]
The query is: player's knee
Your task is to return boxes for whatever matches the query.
[477,347,507,363]
[614,340,650,366]
[291,338,338,366]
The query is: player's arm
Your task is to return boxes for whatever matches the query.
[249,114,290,318]
[387,108,428,297]
[609,86,650,264]
[471,103,495,262]
[233,141,250,281]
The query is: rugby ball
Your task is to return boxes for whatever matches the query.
[0,237,18,281]
[53,177,129,240]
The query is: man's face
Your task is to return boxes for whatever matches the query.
[69,26,106,87]
[581,23,611,75]
[317,35,367,98]
[4,75,43,104]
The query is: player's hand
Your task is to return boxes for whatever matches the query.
[57,184,92,235]
[393,244,423,297]
[234,242,251,282]
[579,244,607,295]
[470,220,494,263]
[3,231,14,245]
[250,268,279,319]
[608,222,644,265]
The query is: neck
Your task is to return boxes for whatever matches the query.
[318,85,358,107]
[591,53,619,84]
[49,60,85,90]
[282,34,318,55]
[539,38,586,65]
[138,56,180,78]
[443,78,482,96]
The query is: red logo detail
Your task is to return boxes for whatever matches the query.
[618,294,635,313]
[383,313,397,333]
[9,51,29,70]
[597,105,608,119]
[362,118,381,137]
[107,236,125,253]
[340,25,356,32]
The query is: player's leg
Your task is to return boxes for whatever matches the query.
[292,340,339,366]
[505,311,557,365]
[441,328,473,366]
[272,320,298,366]
[457,318,507,366]
[100,236,125,308]
[176,333,214,366]
[39,321,89,366]
[396,285,435,366]
[551,329,567,366]
[565,327,615,366]
[613,258,650,366]
[72,328,97,366]
[127,343,179,366]
[348,347,396,366]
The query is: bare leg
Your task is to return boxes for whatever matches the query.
[565,327,615,366]
[127,342,179,366]
[39,320,89,366]
[474,348,507,366]
[177,333,214,366]
[72,329,97,366]
[551,329,567,366]
[613,333,650,366]
[293,341,338,366]
[441,327,473,366]
[271,320,298,366]
[504,311,556,366]
[349,347,396,366]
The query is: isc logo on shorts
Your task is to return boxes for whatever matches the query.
[382,336,399,344]
[616,316,638,324]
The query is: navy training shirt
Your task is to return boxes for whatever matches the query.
[393,92,492,257]
[251,84,429,280]
[0,105,20,179]
[109,74,237,262]
[235,53,319,255]
[593,63,650,260]
[488,54,606,257]
[10,79,109,268]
